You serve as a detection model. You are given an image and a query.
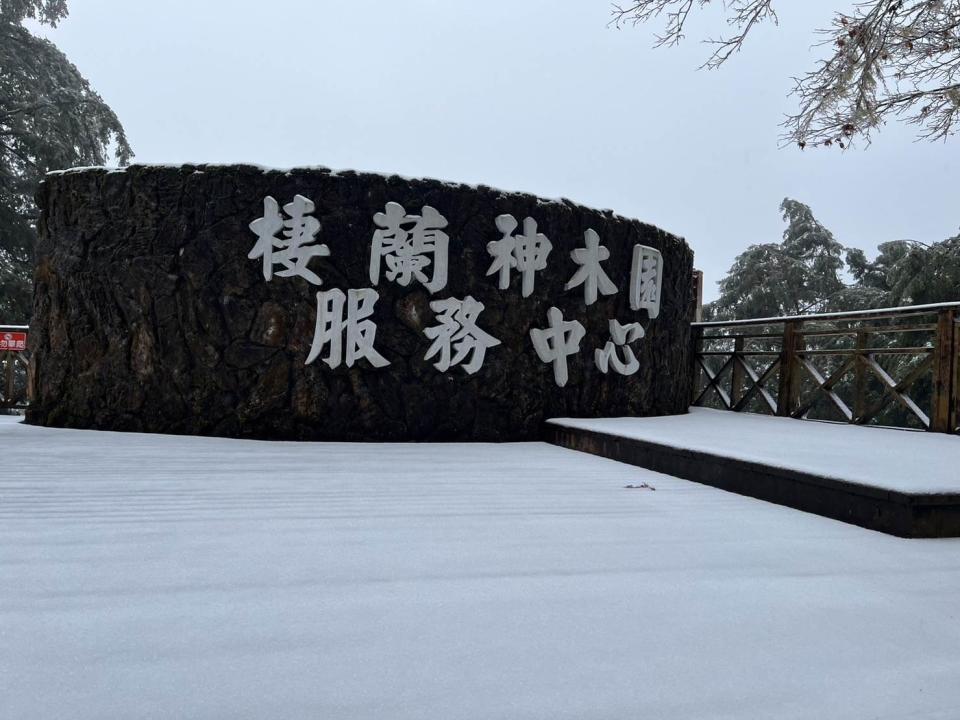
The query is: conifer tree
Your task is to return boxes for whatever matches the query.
[1,0,131,322]
[707,199,845,319]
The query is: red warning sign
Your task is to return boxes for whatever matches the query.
[0,331,27,352]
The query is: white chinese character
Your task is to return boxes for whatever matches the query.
[307,288,390,369]
[529,306,585,388]
[248,196,283,280]
[595,320,645,375]
[248,195,329,285]
[423,296,501,374]
[630,245,663,318]
[486,214,552,297]
[369,202,448,293]
[565,228,617,305]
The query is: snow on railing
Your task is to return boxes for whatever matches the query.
[692,301,960,328]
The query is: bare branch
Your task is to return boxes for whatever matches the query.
[611,1,777,68]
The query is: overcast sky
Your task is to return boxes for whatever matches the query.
[29,0,960,301]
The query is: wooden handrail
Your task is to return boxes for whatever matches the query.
[693,301,960,328]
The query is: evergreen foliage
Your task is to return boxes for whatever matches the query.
[707,199,846,320]
[707,200,960,320]
[0,2,131,322]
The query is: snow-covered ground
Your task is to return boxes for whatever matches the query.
[2,415,960,720]
[550,407,960,494]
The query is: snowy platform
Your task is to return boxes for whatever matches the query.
[3,416,960,719]
[548,408,960,537]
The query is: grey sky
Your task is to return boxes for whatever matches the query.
[30,0,959,301]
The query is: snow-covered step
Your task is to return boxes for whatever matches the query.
[546,408,960,537]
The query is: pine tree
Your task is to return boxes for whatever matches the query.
[844,235,960,308]
[707,198,845,320]
[885,236,960,306]
[1,1,131,322]
[708,199,960,321]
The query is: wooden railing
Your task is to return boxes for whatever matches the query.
[0,324,29,411]
[691,302,960,434]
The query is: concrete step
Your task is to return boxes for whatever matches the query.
[545,418,960,538]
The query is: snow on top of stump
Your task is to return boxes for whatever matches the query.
[42,163,684,238]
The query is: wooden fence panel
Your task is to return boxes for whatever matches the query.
[692,302,960,434]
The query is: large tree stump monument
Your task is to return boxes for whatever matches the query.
[29,165,694,441]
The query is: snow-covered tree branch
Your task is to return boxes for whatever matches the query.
[611,0,960,148]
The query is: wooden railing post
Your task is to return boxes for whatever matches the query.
[853,329,868,423]
[931,308,957,433]
[954,315,960,434]
[777,321,801,417]
[690,324,704,406]
[731,335,746,409]
[2,352,13,408]
[955,315,960,434]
